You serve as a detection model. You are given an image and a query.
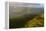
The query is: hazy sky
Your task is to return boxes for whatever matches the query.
[9,2,44,8]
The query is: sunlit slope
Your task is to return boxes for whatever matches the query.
[25,14,44,27]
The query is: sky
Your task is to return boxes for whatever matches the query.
[9,2,44,8]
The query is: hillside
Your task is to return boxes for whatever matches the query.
[9,13,44,28]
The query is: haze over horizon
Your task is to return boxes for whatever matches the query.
[9,2,44,18]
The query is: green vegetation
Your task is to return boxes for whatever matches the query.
[9,14,44,28]
[25,14,44,27]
